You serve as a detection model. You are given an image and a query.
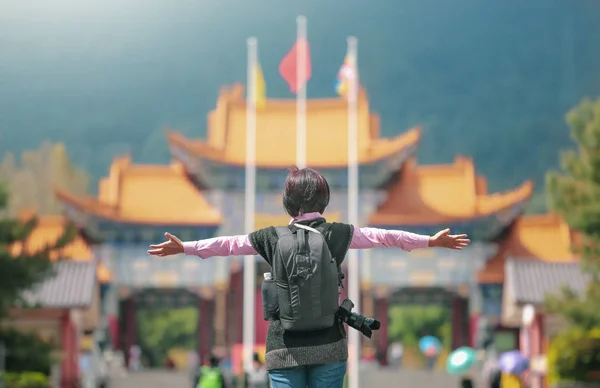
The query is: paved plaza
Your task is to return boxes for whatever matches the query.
[109,368,460,388]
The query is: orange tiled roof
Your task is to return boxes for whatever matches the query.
[97,263,112,283]
[254,212,341,230]
[9,215,111,283]
[56,156,221,226]
[478,213,577,283]
[10,215,92,260]
[369,157,534,226]
[166,83,421,168]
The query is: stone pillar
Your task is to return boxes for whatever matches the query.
[451,294,470,349]
[235,270,243,346]
[125,296,136,362]
[360,283,375,357]
[374,287,389,366]
[361,249,372,289]
[60,312,77,388]
[213,254,229,350]
[468,282,483,348]
[197,297,203,362]
[197,288,215,364]
[451,295,461,350]
[532,314,544,388]
[103,283,120,349]
[226,268,243,347]
[255,287,268,345]
[469,313,481,348]
[361,284,375,317]
[468,281,483,316]
[117,299,124,352]
[213,283,228,348]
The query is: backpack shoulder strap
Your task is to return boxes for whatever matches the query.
[315,222,344,289]
[274,225,293,238]
[294,223,321,234]
[315,222,333,237]
[272,226,293,281]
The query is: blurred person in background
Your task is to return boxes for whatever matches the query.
[387,342,403,368]
[501,372,525,388]
[489,370,501,388]
[483,358,501,388]
[128,344,141,372]
[164,355,176,370]
[195,354,227,388]
[425,346,438,370]
[188,351,200,382]
[245,353,269,388]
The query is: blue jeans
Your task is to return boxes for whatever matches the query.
[268,360,347,388]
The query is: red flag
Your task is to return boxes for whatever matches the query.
[279,38,312,94]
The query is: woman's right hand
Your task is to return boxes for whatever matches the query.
[147,232,184,256]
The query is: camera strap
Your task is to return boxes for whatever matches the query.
[335,313,348,339]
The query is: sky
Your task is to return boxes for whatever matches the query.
[1,0,600,190]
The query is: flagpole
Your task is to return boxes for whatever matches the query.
[243,36,258,374]
[346,35,361,388]
[296,15,307,169]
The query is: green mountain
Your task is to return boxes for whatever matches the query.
[1,0,600,192]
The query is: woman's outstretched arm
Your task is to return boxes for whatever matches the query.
[182,235,257,258]
[350,227,430,251]
[350,227,469,251]
[147,232,256,258]
[148,227,469,258]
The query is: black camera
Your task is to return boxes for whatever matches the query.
[336,299,380,338]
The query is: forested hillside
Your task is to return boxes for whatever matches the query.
[0,143,89,216]
[1,0,600,193]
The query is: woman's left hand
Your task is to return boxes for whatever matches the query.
[147,232,184,256]
[429,229,470,250]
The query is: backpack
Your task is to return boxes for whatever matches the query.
[272,223,341,331]
[197,366,222,388]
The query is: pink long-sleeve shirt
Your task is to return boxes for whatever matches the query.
[182,212,430,259]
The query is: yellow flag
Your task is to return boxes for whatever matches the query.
[253,64,267,109]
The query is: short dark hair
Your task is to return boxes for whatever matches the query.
[282,168,330,217]
[209,354,220,367]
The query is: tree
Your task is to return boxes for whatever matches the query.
[545,98,600,383]
[547,98,600,275]
[0,182,77,378]
[546,328,600,385]
[0,142,89,217]
[0,182,75,317]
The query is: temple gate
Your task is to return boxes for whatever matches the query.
[56,84,540,369]
[57,160,227,364]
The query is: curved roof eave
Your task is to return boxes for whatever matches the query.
[55,188,222,227]
[368,180,534,227]
[165,128,421,170]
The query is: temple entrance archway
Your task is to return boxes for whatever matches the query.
[365,246,488,369]
[118,288,211,368]
[379,286,470,370]
[97,247,226,370]
[117,286,216,369]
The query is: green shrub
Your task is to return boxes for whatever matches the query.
[547,328,600,384]
[0,329,54,374]
[4,372,21,388]
[19,372,49,388]
[2,371,49,388]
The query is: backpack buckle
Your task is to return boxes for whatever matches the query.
[294,253,312,281]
